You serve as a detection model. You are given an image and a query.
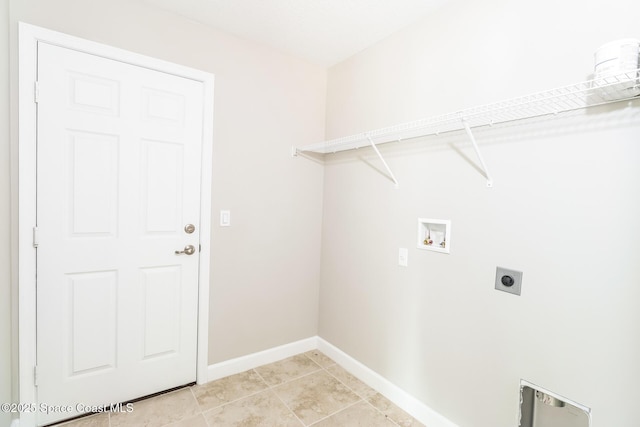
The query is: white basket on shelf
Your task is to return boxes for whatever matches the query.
[593,39,640,100]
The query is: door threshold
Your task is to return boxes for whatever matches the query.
[43,383,197,427]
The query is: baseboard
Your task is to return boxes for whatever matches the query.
[316,337,459,427]
[206,336,457,427]
[206,336,318,382]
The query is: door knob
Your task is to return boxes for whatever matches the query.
[175,245,196,255]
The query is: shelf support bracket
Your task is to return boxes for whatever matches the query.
[366,134,399,189]
[461,119,493,187]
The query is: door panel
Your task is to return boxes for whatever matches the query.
[68,72,120,116]
[36,42,204,426]
[69,131,119,236]
[141,266,182,359]
[68,271,118,375]
[141,140,184,233]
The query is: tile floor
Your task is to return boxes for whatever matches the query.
[52,350,424,427]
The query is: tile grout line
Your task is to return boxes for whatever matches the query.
[252,352,326,389]
[319,358,374,402]
[313,360,374,426]
[262,366,324,426]
[189,367,273,418]
[144,387,203,427]
[197,364,310,427]
[297,351,369,426]
[313,353,405,427]
[196,386,268,418]
[306,398,365,427]
[365,399,403,427]
[259,353,334,426]
[268,367,323,389]
[267,364,362,427]
[260,352,351,426]
[250,367,271,388]
[194,365,318,422]
[187,386,211,427]
[268,386,306,427]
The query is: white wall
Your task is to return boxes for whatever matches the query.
[1,0,12,425]
[320,0,640,426]
[6,0,325,375]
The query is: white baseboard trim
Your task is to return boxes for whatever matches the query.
[206,336,318,382]
[207,336,457,427]
[316,337,459,427]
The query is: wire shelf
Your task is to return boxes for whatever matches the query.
[295,69,640,155]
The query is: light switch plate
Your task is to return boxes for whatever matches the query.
[220,210,230,227]
[398,248,408,267]
[495,266,523,296]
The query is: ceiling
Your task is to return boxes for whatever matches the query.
[142,0,447,66]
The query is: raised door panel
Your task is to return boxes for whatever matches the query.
[67,271,118,376]
[141,140,183,235]
[141,266,181,359]
[68,132,119,237]
[68,72,120,116]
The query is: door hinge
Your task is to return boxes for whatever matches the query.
[34,81,40,103]
[34,365,39,387]
[33,226,39,248]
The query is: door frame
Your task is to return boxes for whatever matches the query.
[15,22,214,427]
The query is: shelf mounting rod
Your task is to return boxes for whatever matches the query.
[461,119,493,187]
[366,134,399,188]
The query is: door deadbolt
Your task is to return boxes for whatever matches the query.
[184,224,196,234]
[175,245,196,255]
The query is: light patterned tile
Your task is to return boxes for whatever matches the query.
[273,370,360,426]
[109,389,200,427]
[304,350,335,368]
[254,354,322,386]
[204,390,302,427]
[50,354,423,427]
[368,393,425,427]
[192,369,268,411]
[313,400,396,426]
[53,413,110,427]
[325,364,377,399]
[162,413,208,427]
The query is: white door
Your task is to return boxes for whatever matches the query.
[36,42,204,426]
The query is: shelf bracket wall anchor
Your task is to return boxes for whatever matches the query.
[366,134,399,189]
[461,119,493,188]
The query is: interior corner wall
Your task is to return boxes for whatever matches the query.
[1,0,12,425]
[8,0,326,368]
[319,0,640,426]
